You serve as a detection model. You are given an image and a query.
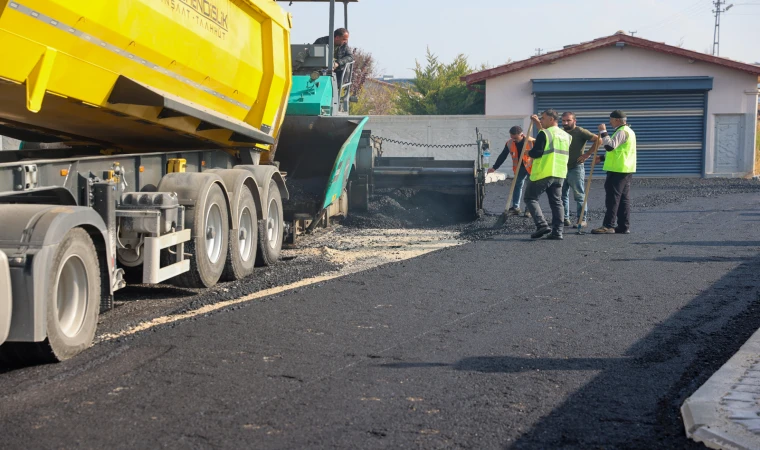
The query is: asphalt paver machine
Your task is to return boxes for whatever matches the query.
[276,0,485,234]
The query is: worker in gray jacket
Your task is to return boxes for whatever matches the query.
[592,110,637,235]
[314,28,354,85]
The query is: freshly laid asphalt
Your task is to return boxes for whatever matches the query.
[1,182,760,449]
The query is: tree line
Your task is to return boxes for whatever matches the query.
[349,48,486,116]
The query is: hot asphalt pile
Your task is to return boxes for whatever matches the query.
[342,188,476,229]
[281,177,326,215]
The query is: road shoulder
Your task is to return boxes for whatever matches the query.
[683,327,760,449]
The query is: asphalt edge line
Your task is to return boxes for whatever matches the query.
[97,272,346,342]
[97,240,465,343]
[682,326,760,450]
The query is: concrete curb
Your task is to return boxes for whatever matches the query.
[682,327,760,449]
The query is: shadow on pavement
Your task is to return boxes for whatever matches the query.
[506,254,760,448]
[382,357,626,373]
[638,241,760,247]
[115,285,197,302]
[381,255,760,448]
[612,256,753,263]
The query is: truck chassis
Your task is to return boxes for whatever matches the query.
[0,147,287,364]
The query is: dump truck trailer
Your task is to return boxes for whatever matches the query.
[0,0,374,364]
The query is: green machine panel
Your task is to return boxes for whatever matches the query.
[287,75,334,116]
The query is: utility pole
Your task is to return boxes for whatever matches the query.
[629,30,637,37]
[712,0,734,56]
[534,48,544,56]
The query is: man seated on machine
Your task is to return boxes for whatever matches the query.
[313,28,354,90]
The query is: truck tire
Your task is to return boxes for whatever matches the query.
[0,228,101,365]
[222,187,258,281]
[256,179,283,267]
[46,227,101,361]
[176,183,229,288]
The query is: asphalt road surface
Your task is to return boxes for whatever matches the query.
[1,182,760,449]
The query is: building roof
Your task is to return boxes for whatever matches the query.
[463,33,760,85]
[368,78,408,90]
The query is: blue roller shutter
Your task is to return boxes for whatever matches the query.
[533,77,712,177]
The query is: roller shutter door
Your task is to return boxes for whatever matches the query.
[534,78,711,177]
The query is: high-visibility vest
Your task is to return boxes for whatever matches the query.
[507,138,533,175]
[530,126,571,181]
[603,125,637,173]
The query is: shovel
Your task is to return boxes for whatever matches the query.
[495,120,534,227]
[577,134,602,235]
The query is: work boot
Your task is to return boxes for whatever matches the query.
[576,220,587,228]
[563,218,572,227]
[523,211,531,218]
[531,226,551,239]
[508,207,521,216]
[591,226,616,234]
[546,233,563,240]
[615,228,631,234]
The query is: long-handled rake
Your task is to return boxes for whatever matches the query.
[577,134,603,235]
[495,121,534,228]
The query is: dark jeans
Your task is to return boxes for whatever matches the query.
[603,172,633,231]
[524,176,565,235]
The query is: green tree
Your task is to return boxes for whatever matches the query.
[395,49,485,115]
[351,79,400,116]
[347,48,400,115]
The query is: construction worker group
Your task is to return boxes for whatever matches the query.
[490,109,637,240]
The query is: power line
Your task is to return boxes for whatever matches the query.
[637,1,711,32]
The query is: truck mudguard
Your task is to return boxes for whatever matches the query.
[234,165,289,205]
[205,169,265,223]
[0,205,110,342]
[156,172,232,230]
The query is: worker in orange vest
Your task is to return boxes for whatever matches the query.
[488,125,535,216]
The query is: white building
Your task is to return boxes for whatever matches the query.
[464,32,760,177]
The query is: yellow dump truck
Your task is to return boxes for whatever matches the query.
[0,0,371,364]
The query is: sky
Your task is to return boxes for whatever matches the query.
[279,0,760,79]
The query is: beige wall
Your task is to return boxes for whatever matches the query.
[366,115,523,161]
[484,45,759,176]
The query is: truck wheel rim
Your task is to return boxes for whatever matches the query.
[239,206,254,261]
[267,198,280,249]
[206,203,224,264]
[56,254,89,338]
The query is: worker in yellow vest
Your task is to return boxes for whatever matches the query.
[525,109,572,240]
[592,110,637,235]
[488,125,534,216]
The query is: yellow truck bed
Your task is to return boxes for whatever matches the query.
[0,0,292,151]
